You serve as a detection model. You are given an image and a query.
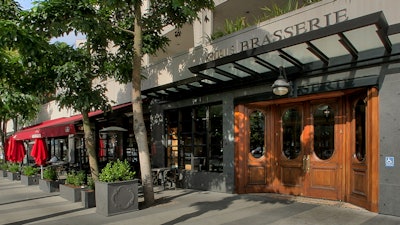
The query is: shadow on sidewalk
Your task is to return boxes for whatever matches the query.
[3,208,87,225]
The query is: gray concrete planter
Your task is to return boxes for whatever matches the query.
[0,170,7,178]
[7,172,20,181]
[21,175,39,185]
[95,179,139,216]
[81,189,96,208]
[39,179,61,193]
[60,184,83,202]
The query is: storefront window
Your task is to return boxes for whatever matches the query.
[165,104,223,172]
[355,99,366,161]
[282,108,301,159]
[48,138,68,162]
[249,111,265,158]
[313,104,335,160]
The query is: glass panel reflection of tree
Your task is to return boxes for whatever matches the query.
[282,109,302,159]
[313,105,335,160]
[250,111,265,158]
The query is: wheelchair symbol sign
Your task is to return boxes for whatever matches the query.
[385,157,395,167]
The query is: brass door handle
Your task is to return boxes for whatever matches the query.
[302,155,310,173]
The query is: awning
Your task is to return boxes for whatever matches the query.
[14,115,81,140]
[13,102,132,140]
[142,11,400,100]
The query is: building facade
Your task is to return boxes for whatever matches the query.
[13,0,400,217]
[143,0,400,216]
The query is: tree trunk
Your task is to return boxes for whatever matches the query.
[82,111,99,181]
[132,1,154,207]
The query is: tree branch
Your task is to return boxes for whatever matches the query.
[112,23,134,36]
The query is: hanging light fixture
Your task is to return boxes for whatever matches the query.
[272,66,291,96]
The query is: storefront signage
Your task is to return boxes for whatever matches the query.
[207,8,348,62]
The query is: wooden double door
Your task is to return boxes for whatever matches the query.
[235,89,379,211]
[275,99,342,200]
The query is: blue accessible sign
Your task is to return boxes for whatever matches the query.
[385,156,395,167]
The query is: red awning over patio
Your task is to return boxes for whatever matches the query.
[13,115,82,140]
[13,102,132,140]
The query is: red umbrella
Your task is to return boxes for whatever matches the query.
[99,139,106,158]
[30,138,48,179]
[7,136,26,163]
[30,138,49,166]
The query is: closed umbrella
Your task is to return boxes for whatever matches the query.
[7,136,26,163]
[31,138,48,179]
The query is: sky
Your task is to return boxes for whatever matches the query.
[17,0,85,46]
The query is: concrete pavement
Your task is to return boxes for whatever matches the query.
[1,177,400,225]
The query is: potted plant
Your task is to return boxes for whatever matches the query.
[21,165,39,185]
[7,163,21,181]
[60,170,86,202]
[95,159,138,216]
[0,163,8,177]
[81,176,96,208]
[39,166,62,193]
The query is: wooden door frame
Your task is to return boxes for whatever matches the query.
[235,88,379,212]
[344,87,379,212]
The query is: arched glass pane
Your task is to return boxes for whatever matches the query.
[282,109,301,159]
[313,104,335,160]
[250,111,265,158]
[355,100,366,161]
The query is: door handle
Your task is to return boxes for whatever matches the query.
[302,155,310,173]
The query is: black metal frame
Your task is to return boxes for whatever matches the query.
[142,12,400,101]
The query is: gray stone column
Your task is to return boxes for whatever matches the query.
[222,97,235,193]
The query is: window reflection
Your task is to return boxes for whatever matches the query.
[282,109,301,159]
[165,104,223,172]
[249,111,265,158]
[355,100,366,161]
[313,104,335,160]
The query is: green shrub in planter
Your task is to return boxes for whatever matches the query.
[99,159,136,182]
[22,166,39,176]
[96,160,138,216]
[43,167,58,181]
[21,166,39,185]
[0,163,8,177]
[66,171,86,187]
[0,163,8,171]
[87,176,95,190]
[6,163,21,181]
[8,163,20,173]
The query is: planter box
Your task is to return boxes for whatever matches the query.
[60,184,83,202]
[7,172,20,181]
[81,189,96,208]
[21,175,39,185]
[0,170,7,178]
[95,179,139,216]
[39,179,62,193]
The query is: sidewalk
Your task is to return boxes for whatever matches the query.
[1,177,400,225]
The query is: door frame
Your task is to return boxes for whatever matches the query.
[234,88,379,211]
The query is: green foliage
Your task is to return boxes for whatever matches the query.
[8,163,20,173]
[210,17,249,41]
[22,165,39,176]
[99,159,135,183]
[260,0,300,20]
[210,0,322,41]
[43,166,58,181]
[87,176,95,190]
[66,170,86,187]
[0,163,8,171]
[0,0,54,124]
